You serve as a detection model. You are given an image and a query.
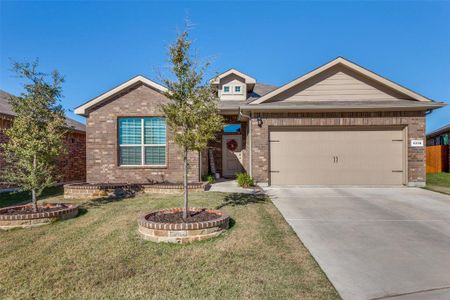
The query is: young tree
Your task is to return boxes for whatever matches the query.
[1,61,67,212]
[161,30,223,219]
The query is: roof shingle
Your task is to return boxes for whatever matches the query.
[0,89,86,132]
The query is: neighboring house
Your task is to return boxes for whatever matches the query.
[427,124,450,146]
[74,57,446,187]
[426,123,450,173]
[0,90,86,185]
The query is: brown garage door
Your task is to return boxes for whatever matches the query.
[269,128,405,185]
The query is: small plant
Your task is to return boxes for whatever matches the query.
[236,172,254,188]
[202,174,215,184]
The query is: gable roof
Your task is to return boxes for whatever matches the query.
[0,89,86,132]
[74,75,167,116]
[210,68,256,85]
[427,123,450,138]
[251,57,438,105]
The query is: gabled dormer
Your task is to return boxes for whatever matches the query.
[210,69,256,101]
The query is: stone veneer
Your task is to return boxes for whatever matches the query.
[0,204,79,229]
[85,83,200,183]
[64,183,142,199]
[64,182,209,199]
[138,208,230,243]
[250,111,426,186]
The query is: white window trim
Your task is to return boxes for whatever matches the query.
[222,85,231,94]
[119,118,167,167]
[234,85,243,95]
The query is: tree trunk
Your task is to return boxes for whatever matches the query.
[183,148,189,220]
[31,189,37,212]
[32,154,37,212]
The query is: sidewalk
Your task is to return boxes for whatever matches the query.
[207,179,261,194]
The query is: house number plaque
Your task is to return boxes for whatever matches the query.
[410,139,424,147]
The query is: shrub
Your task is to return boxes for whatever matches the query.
[236,172,254,188]
[202,174,215,184]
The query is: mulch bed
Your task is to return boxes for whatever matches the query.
[146,209,221,223]
[0,203,70,215]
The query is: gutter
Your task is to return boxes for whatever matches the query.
[239,103,446,113]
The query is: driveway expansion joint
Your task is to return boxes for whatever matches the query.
[369,286,450,300]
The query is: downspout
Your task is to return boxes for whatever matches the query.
[239,108,252,177]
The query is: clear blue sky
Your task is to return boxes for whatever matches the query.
[1,1,449,132]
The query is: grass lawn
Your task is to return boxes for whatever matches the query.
[0,185,64,208]
[425,172,450,195]
[0,190,339,299]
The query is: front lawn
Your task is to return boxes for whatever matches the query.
[0,191,339,299]
[0,185,64,208]
[426,172,450,195]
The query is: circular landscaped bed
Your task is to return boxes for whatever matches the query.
[0,203,79,230]
[138,208,230,244]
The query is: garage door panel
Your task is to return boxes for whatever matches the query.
[270,129,404,185]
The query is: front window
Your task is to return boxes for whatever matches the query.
[223,86,230,94]
[119,117,166,166]
[234,86,242,94]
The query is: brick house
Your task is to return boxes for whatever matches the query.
[75,57,446,187]
[0,90,86,185]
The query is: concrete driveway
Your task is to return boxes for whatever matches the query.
[266,187,450,300]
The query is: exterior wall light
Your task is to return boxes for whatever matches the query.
[257,116,263,127]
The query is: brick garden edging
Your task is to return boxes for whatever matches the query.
[64,182,209,199]
[143,182,207,194]
[0,204,79,230]
[64,183,142,199]
[137,208,230,244]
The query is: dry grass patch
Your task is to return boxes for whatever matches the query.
[0,191,339,299]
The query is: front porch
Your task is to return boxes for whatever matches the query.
[204,115,250,180]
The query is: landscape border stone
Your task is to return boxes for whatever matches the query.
[137,208,230,243]
[0,204,79,229]
[64,182,209,199]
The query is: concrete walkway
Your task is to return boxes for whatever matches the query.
[207,179,259,194]
[266,187,450,300]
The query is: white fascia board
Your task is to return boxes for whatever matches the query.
[210,68,256,85]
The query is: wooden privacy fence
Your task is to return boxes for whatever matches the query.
[426,145,449,173]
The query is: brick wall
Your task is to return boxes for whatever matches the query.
[0,117,12,173]
[56,131,86,182]
[250,111,426,186]
[85,83,200,184]
[0,115,86,184]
